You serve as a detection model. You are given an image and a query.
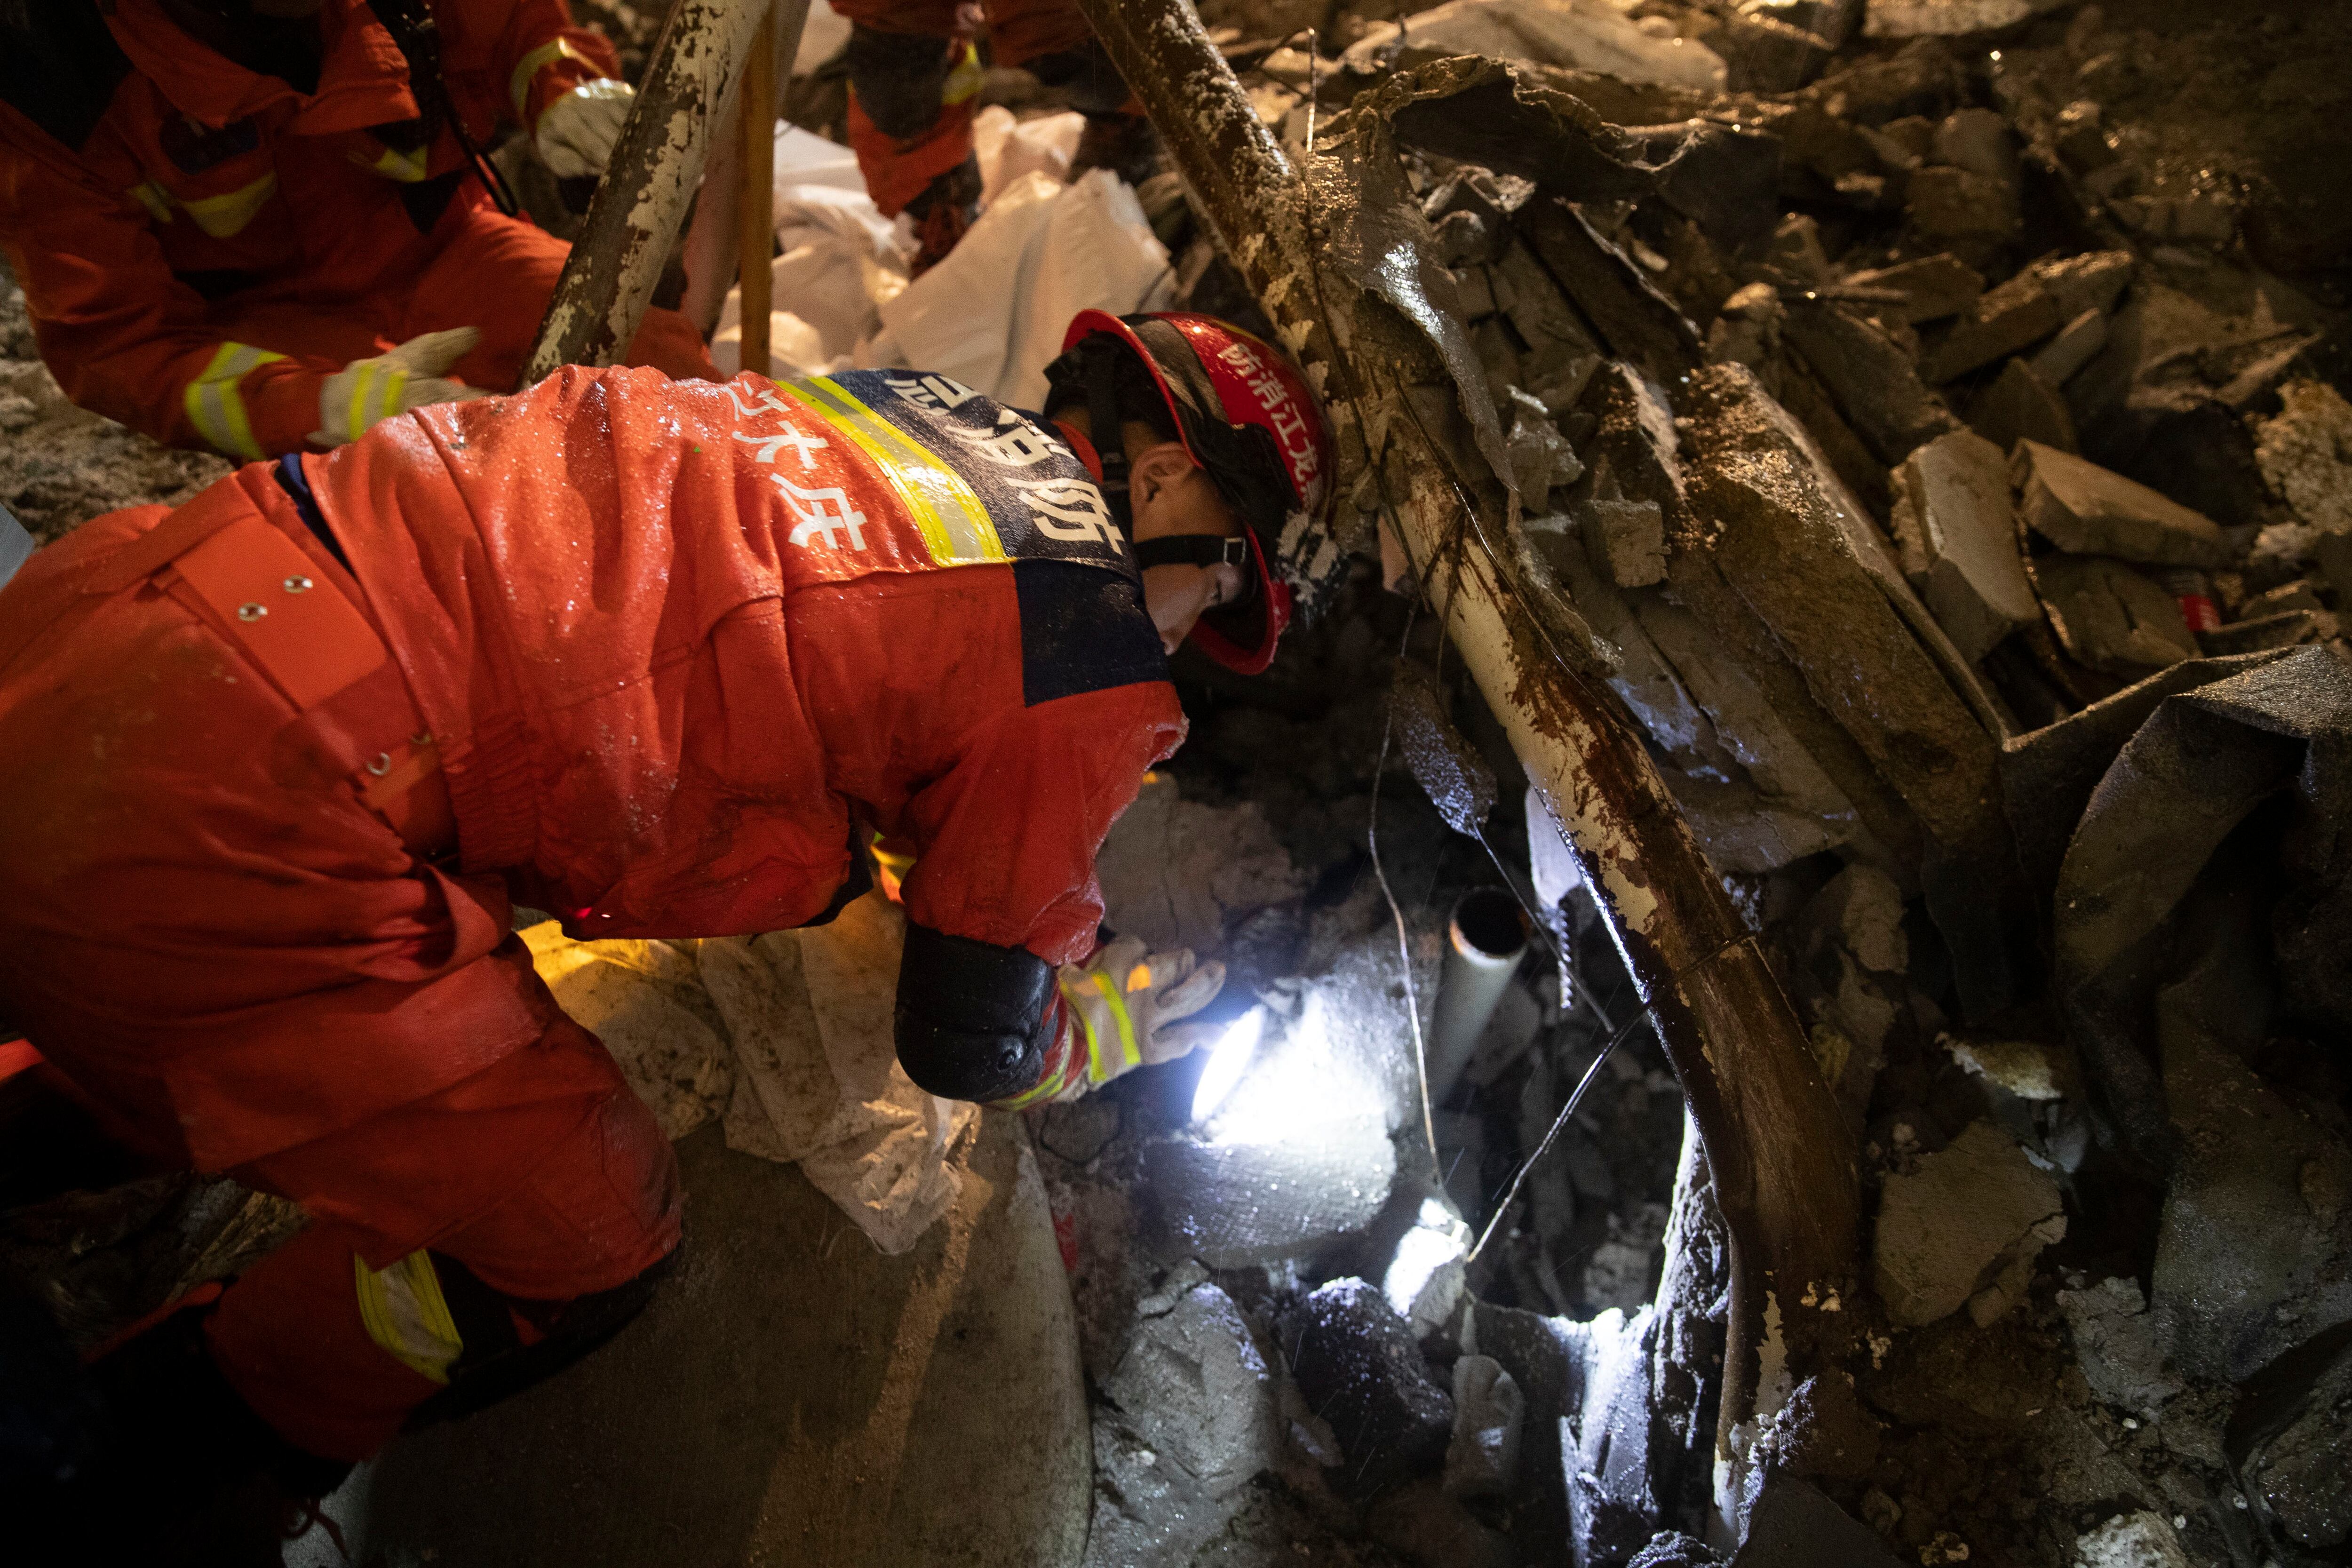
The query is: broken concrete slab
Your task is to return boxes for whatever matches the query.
[1094,774,1309,957]
[1567,1306,1666,1567]
[2014,441,2233,567]
[1518,198,1704,386]
[2027,307,2107,387]
[1931,107,2018,183]
[1583,496,1667,588]
[2032,554,2199,674]
[1842,252,1985,324]
[1631,1532,1721,1567]
[1921,271,2064,382]
[1892,429,2039,661]
[1811,863,1910,974]
[1780,296,1963,463]
[2055,1277,2183,1421]
[1968,357,2079,454]
[2239,1329,2352,1552]
[1442,1353,1526,1499]
[1506,384,1585,505]
[1872,1119,2065,1327]
[1751,1371,1882,1483]
[2203,609,2333,655]
[1104,1278,1282,1499]
[1279,1278,1455,1496]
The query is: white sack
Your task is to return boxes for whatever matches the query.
[522,926,734,1140]
[880,169,1172,411]
[972,106,1086,207]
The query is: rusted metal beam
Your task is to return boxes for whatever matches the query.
[1074,0,1859,1520]
[524,0,804,381]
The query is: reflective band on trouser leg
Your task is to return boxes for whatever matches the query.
[344,365,409,444]
[184,342,288,460]
[353,1249,464,1385]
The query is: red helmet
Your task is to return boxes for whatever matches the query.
[1055,310,1337,674]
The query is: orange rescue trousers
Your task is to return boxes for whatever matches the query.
[0,488,682,1465]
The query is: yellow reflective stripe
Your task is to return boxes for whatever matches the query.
[777,377,1006,566]
[1092,971,1141,1077]
[177,171,278,238]
[365,142,432,182]
[512,37,593,120]
[183,341,286,459]
[942,41,984,106]
[352,1250,463,1385]
[126,181,172,223]
[342,364,408,442]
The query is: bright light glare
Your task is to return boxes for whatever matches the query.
[1383,1197,1469,1319]
[1190,1007,1265,1123]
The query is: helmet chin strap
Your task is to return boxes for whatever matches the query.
[1081,337,1136,543]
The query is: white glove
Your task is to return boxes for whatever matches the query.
[310,328,489,447]
[1055,935,1225,1094]
[536,78,636,180]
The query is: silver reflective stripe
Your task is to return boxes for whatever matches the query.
[0,501,33,593]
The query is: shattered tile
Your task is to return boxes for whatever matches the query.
[2013,440,2232,566]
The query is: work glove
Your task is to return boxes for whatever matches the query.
[310,328,489,448]
[536,78,636,181]
[1053,935,1225,1096]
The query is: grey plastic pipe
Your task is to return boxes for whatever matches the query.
[1427,888,1528,1104]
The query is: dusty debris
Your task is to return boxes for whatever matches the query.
[2256,378,2352,537]
[1279,1279,1456,1497]
[2056,1277,2183,1422]
[2013,441,2232,567]
[1873,1120,2065,1327]
[2071,1511,2190,1568]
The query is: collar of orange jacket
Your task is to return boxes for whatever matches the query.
[104,0,420,136]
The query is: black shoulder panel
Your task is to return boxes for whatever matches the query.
[1013,557,1168,709]
[0,3,132,155]
[894,921,1056,1103]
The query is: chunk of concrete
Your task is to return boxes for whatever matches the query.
[1631,1532,1723,1567]
[1894,429,2038,660]
[1811,863,1909,974]
[1931,107,2017,183]
[1104,1280,1282,1499]
[2051,101,2113,173]
[2074,1512,2190,1568]
[2027,249,2135,322]
[2255,377,2352,536]
[2055,1277,2183,1420]
[1584,497,1667,588]
[2033,555,2198,674]
[1780,296,1963,463]
[1752,1372,1881,1483]
[2014,441,2232,566]
[1863,0,2066,36]
[1906,164,2020,249]
[1506,385,1585,504]
[1922,271,2063,382]
[1278,1279,1454,1496]
[1443,1354,1526,1499]
[1731,1472,1905,1566]
[1873,1120,2066,1327]
[2028,308,2108,387]
[1968,357,2079,454]
[1843,252,1985,324]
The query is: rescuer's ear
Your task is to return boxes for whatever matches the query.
[1126,442,1200,512]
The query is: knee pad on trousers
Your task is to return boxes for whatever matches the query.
[894,922,1055,1103]
[846,25,961,140]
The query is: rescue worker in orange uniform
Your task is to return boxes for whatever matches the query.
[0,0,715,465]
[0,310,1335,1556]
[834,0,1155,271]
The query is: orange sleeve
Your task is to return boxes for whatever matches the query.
[898,683,1185,967]
[474,0,623,130]
[0,110,335,458]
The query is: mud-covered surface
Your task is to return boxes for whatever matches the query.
[0,268,230,545]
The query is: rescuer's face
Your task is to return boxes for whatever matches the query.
[1129,444,1247,656]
